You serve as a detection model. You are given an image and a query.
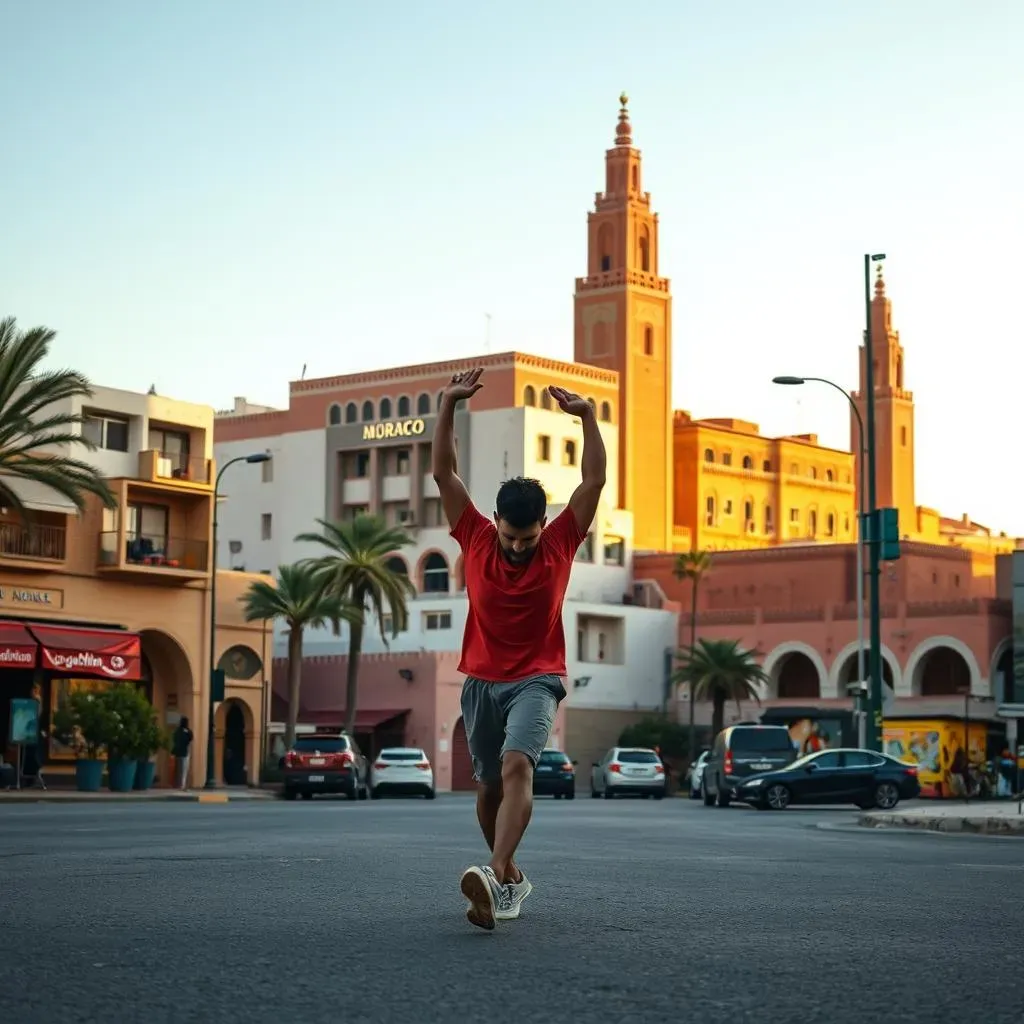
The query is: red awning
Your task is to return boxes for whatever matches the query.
[0,620,38,670]
[27,624,142,681]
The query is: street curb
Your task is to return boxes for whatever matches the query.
[858,811,1024,836]
[0,790,277,804]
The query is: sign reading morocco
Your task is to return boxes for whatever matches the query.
[29,624,142,681]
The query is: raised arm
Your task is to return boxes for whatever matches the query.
[549,386,607,532]
[431,368,484,528]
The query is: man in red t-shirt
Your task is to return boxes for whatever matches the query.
[432,366,607,931]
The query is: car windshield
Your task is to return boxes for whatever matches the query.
[294,737,349,753]
[381,750,424,761]
[618,750,659,764]
[730,729,794,754]
[539,751,570,764]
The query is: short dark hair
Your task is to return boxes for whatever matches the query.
[495,477,547,529]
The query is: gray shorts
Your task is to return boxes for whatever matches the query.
[461,674,566,784]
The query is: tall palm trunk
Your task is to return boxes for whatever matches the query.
[712,690,726,739]
[687,580,699,756]
[344,587,365,737]
[285,626,303,750]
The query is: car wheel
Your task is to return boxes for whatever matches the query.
[425,788,436,800]
[874,782,900,810]
[284,788,297,801]
[765,784,791,810]
[689,785,701,800]
[653,791,664,801]
[358,784,368,801]
[603,783,614,799]
[716,788,731,808]
[702,781,715,807]
[590,786,599,799]
[553,793,562,800]
[565,789,575,800]
[301,791,313,801]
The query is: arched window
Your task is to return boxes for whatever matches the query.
[540,389,553,411]
[361,400,374,422]
[643,326,654,356]
[599,401,612,422]
[744,499,754,523]
[704,449,715,463]
[705,495,716,527]
[638,226,650,271]
[763,504,774,534]
[742,455,753,470]
[397,395,411,417]
[416,393,430,416]
[422,553,449,594]
[808,509,818,535]
[825,468,833,482]
[328,404,342,426]
[826,513,835,536]
[344,402,357,424]
[762,459,772,472]
[586,397,596,412]
[379,397,392,419]
[523,385,536,406]
[810,467,818,479]
[385,556,408,576]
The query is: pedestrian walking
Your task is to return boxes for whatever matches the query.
[172,716,194,790]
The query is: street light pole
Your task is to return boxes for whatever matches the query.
[204,451,272,790]
[771,375,867,741]
[863,253,886,751]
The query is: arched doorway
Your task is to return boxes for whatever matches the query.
[992,643,1014,703]
[139,629,193,786]
[451,717,475,791]
[223,703,248,785]
[773,652,822,699]
[916,647,972,696]
[835,651,895,692]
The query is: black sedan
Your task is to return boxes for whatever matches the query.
[731,748,920,811]
[533,749,577,799]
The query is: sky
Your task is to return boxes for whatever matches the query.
[2,0,1022,535]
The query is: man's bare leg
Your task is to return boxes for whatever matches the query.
[488,752,533,884]
[476,779,522,883]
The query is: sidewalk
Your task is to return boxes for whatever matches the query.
[859,800,1024,836]
[0,787,278,804]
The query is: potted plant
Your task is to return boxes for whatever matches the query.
[52,691,112,792]
[103,684,157,792]
[133,713,168,791]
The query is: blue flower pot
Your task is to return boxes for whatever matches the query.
[133,760,156,791]
[75,758,105,792]
[107,758,138,792]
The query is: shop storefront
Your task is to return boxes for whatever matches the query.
[0,574,271,787]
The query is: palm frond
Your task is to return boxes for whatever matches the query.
[242,563,362,634]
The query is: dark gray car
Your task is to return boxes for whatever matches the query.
[701,725,796,807]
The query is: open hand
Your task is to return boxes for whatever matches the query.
[548,386,593,418]
[441,367,484,403]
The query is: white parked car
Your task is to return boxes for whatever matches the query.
[590,746,666,799]
[370,747,436,799]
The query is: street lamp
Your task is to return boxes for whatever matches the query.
[772,375,867,744]
[204,451,272,789]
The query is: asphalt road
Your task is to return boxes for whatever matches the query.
[1,796,1022,1024]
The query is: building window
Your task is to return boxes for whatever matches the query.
[810,467,818,479]
[524,385,536,406]
[563,439,577,467]
[82,413,129,452]
[600,254,611,272]
[723,499,733,515]
[596,631,607,660]
[385,556,408,577]
[586,397,596,413]
[575,533,595,562]
[328,404,342,426]
[743,500,753,522]
[844,514,851,533]
[764,505,773,534]
[808,509,818,535]
[704,448,715,463]
[396,449,410,475]
[380,613,406,636]
[789,508,799,523]
[345,402,357,424]
[900,426,908,446]
[540,389,552,411]
[260,513,272,540]
[826,512,835,536]
[762,459,771,472]
[416,393,430,416]
[576,629,584,661]
[722,453,732,467]
[742,455,753,469]
[603,536,625,566]
[261,457,273,483]
[379,397,393,419]
[537,435,551,462]
[705,495,716,527]
[423,611,452,631]
[397,396,411,417]
[599,401,612,422]
[422,553,450,593]
[361,400,374,422]
[826,468,834,482]
[643,326,654,356]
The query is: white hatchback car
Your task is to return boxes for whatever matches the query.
[370,747,436,799]
[591,746,666,799]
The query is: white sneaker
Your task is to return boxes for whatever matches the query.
[460,865,511,931]
[496,870,533,920]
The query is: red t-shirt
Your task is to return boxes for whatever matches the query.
[451,504,586,682]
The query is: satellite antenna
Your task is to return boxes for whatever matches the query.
[300,363,307,380]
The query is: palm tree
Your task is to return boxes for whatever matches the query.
[0,317,116,519]
[241,562,362,750]
[674,638,768,739]
[673,549,712,754]
[295,514,416,737]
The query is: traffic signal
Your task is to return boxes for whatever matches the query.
[875,507,901,561]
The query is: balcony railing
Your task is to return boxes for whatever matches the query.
[138,449,212,485]
[0,522,67,562]
[98,531,209,572]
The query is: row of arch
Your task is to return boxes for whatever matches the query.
[755,637,1015,701]
[385,550,464,595]
[703,448,852,484]
[523,385,614,423]
[329,392,448,427]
